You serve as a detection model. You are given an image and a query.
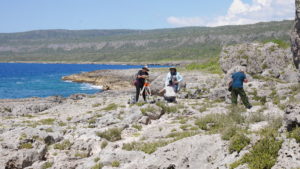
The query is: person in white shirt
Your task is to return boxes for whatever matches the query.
[165,67,183,93]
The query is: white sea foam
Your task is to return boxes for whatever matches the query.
[80,83,102,90]
[16,81,24,85]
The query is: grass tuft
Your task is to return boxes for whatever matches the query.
[229,133,250,153]
[96,128,122,142]
[102,103,118,111]
[54,140,72,150]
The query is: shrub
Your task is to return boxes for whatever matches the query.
[75,152,88,158]
[248,111,266,123]
[94,157,100,162]
[155,101,181,113]
[38,118,55,125]
[195,113,228,131]
[41,162,53,169]
[92,103,102,107]
[140,105,157,115]
[231,136,282,169]
[101,141,108,149]
[221,125,239,141]
[132,124,142,131]
[102,103,118,111]
[45,128,53,132]
[231,120,283,169]
[58,121,67,126]
[263,39,290,49]
[289,127,300,143]
[19,143,33,149]
[96,128,122,142]
[54,140,72,150]
[229,133,250,153]
[185,57,223,74]
[91,163,104,169]
[111,161,120,167]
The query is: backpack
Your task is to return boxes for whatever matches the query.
[131,72,139,86]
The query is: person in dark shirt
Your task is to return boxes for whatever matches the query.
[135,66,149,102]
[231,66,252,109]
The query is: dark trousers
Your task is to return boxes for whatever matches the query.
[136,84,146,102]
[231,88,251,108]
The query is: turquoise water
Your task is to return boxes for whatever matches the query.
[0,63,160,99]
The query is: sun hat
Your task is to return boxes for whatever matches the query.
[142,65,149,71]
[169,67,176,71]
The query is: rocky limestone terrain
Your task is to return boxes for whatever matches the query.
[1,42,300,169]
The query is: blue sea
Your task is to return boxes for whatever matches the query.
[0,63,163,99]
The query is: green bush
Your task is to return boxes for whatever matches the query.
[231,125,283,169]
[140,105,157,115]
[94,157,100,162]
[132,124,142,131]
[195,113,228,131]
[19,143,33,149]
[185,57,223,74]
[96,128,122,142]
[111,161,120,167]
[263,39,290,49]
[101,141,108,149]
[102,103,118,111]
[248,111,267,123]
[240,137,282,169]
[91,163,104,169]
[41,162,53,169]
[155,101,183,113]
[75,152,88,158]
[221,126,238,141]
[289,127,300,143]
[54,140,72,150]
[38,118,56,125]
[229,133,250,153]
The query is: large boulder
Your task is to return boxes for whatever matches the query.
[220,42,300,83]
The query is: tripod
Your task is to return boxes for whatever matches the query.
[140,79,151,97]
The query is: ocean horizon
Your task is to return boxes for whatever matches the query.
[0,63,164,99]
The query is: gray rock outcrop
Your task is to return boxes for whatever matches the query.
[220,42,300,82]
[291,0,300,69]
[284,104,300,131]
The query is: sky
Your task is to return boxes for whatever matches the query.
[0,0,295,33]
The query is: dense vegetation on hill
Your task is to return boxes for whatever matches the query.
[0,20,293,63]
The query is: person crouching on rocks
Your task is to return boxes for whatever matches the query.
[165,67,183,93]
[159,81,177,103]
[135,66,149,102]
[230,66,252,109]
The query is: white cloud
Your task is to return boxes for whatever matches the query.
[167,0,294,27]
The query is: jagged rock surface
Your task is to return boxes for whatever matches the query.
[220,42,300,83]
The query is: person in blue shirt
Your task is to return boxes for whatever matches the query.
[165,67,183,93]
[231,66,252,109]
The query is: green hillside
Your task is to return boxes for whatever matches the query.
[0,20,293,63]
